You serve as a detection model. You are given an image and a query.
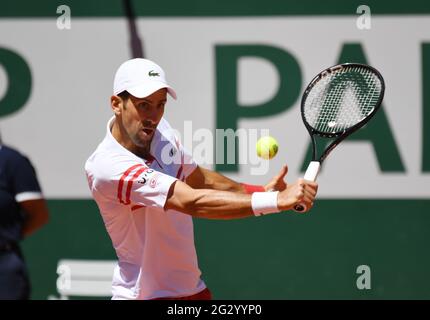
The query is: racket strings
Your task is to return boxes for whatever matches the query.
[304,66,382,134]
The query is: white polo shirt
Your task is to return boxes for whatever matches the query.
[85,116,206,300]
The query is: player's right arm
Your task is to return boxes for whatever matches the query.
[86,157,317,219]
[164,178,318,219]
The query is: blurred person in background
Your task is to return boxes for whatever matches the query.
[0,132,49,299]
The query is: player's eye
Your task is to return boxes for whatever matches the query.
[138,102,149,109]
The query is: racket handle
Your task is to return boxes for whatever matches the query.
[293,161,320,213]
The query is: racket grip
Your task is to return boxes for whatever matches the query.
[293,161,320,213]
[303,161,320,181]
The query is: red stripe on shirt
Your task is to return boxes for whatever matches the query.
[131,205,145,211]
[117,164,144,204]
[124,167,149,205]
[176,146,185,180]
[176,165,183,179]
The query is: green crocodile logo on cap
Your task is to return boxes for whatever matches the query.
[148,70,160,77]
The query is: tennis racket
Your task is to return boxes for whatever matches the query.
[294,63,385,212]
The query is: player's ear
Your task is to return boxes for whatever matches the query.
[111,95,123,115]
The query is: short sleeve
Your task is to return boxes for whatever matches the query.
[114,163,177,209]
[12,155,43,202]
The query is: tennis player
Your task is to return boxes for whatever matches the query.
[85,58,318,300]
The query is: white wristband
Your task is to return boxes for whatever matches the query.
[251,191,280,216]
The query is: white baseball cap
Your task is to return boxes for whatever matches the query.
[113,58,177,100]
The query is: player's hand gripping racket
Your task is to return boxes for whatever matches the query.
[294,63,385,212]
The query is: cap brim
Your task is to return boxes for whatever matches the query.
[127,81,177,100]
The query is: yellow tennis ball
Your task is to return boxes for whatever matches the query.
[256,136,279,160]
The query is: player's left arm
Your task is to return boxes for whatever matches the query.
[185,166,243,192]
[186,165,289,193]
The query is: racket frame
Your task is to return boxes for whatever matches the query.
[301,63,385,164]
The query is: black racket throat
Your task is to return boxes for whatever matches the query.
[308,128,352,164]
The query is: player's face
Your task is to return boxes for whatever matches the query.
[122,88,167,147]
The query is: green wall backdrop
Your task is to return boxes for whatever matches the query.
[23,199,430,299]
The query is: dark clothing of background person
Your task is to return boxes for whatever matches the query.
[0,145,49,299]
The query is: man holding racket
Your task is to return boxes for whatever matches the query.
[85,58,318,300]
